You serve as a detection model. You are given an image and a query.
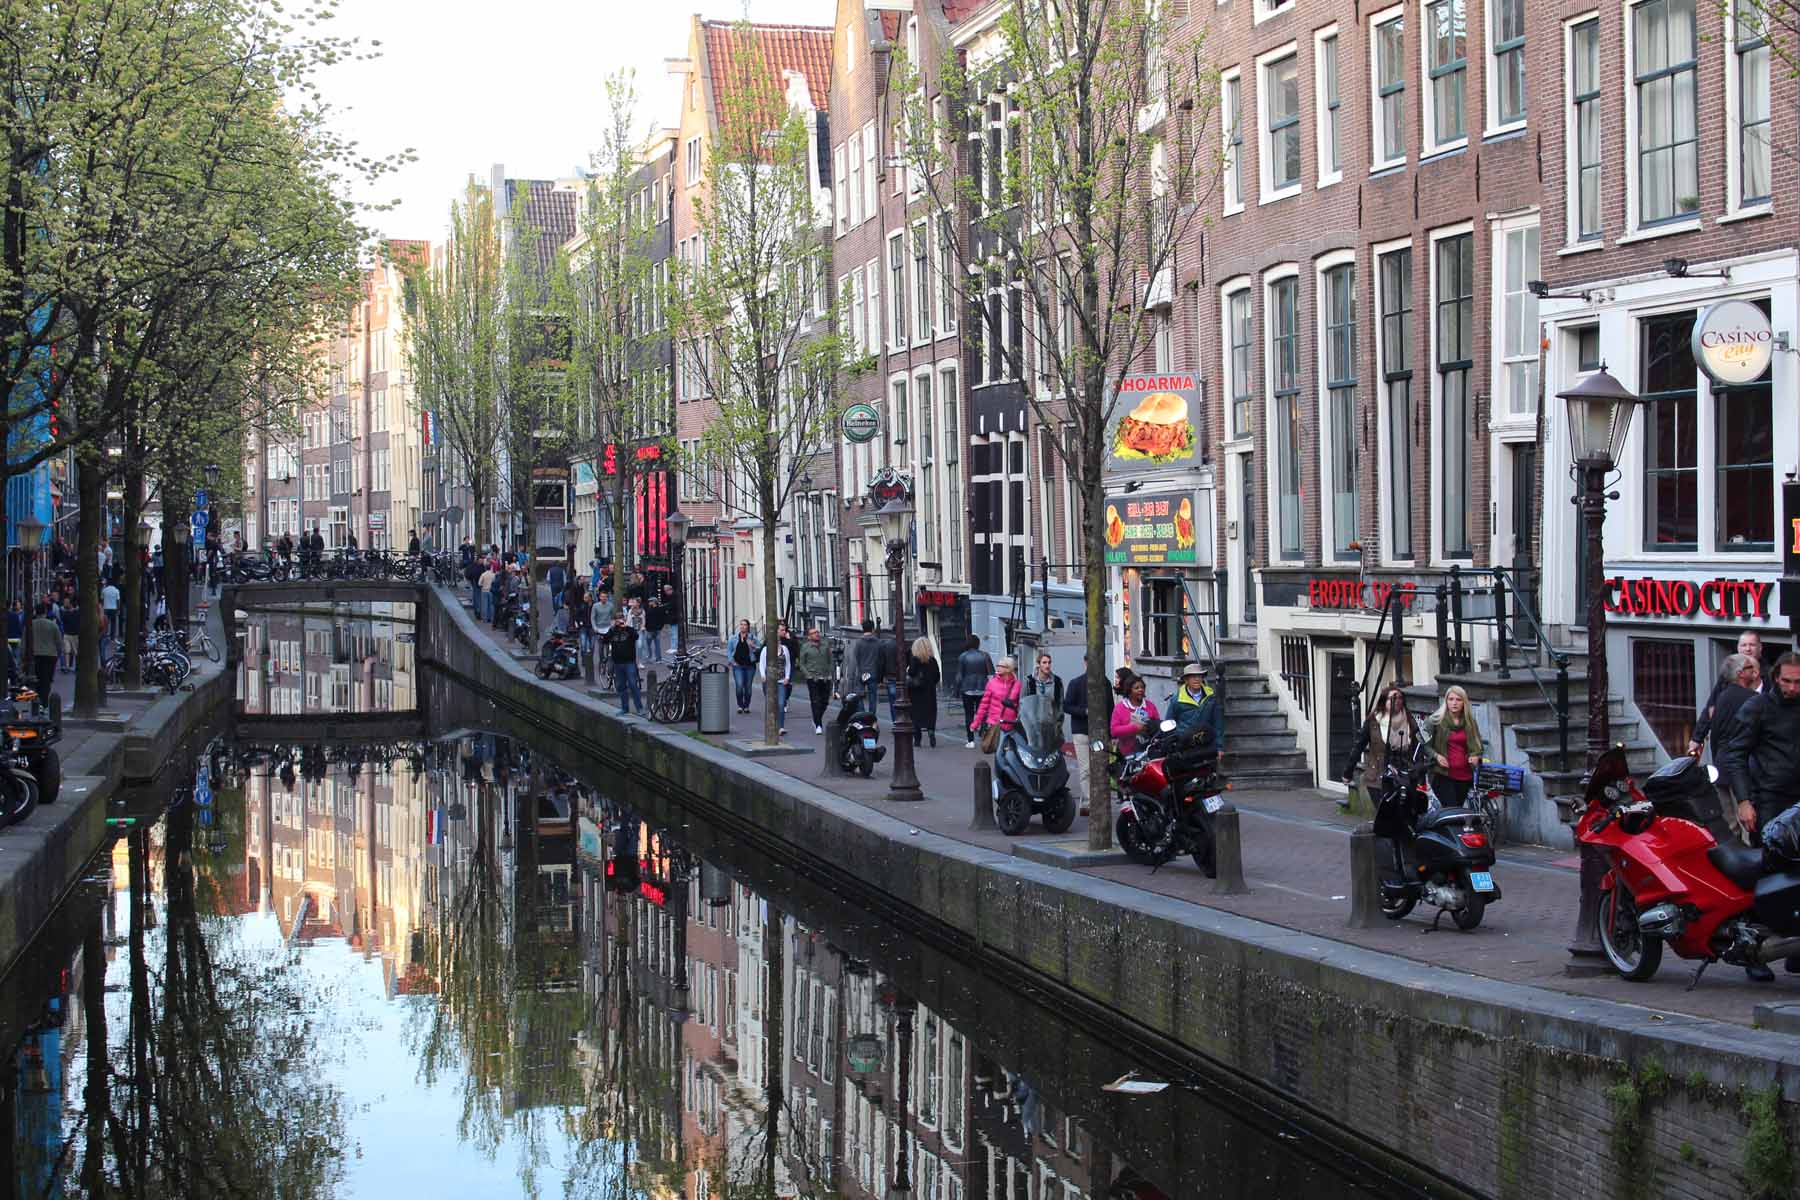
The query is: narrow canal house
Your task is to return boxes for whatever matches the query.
[1532,0,1799,770]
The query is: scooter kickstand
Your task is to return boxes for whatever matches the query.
[1686,959,1713,991]
[1427,906,1446,933]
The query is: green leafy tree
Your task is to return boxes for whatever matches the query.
[902,0,1221,848]
[671,27,851,746]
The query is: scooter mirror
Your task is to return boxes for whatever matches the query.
[1158,719,1177,733]
[1705,763,1720,784]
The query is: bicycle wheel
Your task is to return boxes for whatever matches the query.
[199,633,220,663]
[648,680,682,723]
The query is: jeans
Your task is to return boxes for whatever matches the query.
[648,626,664,661]
[962,694,982,738]
[779,680,793,711]
[731,665,755,710]
[613,662,643,713]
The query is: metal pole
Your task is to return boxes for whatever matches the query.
[891,998,915,1197]
[888,538,922,802]
[1494,572,1510,679]
[1040,553,1049,633]
[1449,564,1465,672]
[1569,460,1611,965]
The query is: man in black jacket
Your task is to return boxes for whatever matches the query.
[1690,630,1773,755]
[1719,652,1800,838]
[1065,655,1091,803]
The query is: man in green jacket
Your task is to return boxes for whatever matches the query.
[29,603,61,701]
[797,627,835,735]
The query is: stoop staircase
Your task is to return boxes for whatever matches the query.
[1213,635,1315,790]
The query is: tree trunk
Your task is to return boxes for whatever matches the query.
[80,921,109,1193]
[762,515,780,745]
[73,448,105,715]
[1084,427,1113,851]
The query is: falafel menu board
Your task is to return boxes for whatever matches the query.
[1103,490,1199,566]
[1106,375,1200,469]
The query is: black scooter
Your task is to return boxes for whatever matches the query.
[536,630,581,680]
[1374,746,1502,930]
[991,692,1075,835]
[835,691,884,777]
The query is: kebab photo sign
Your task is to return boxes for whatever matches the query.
[1103,489,1199,566]
[1106,375,1200,469]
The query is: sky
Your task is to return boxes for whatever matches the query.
[315,0,833,245]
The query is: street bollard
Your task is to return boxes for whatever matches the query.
[822,724,846,777]
[1347,822,1383,929]
[644,668,657,702]
[971,761,996,831]
[585,643,598,685]
[1211,804,1249,895]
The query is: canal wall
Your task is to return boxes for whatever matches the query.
[0,667,233,983]
[423,586,1800,1200]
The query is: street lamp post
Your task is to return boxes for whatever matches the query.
[1558,364,1644,967]
[666,510,691,658]
[877,496,922,803]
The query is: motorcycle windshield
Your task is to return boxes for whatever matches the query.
[1017,692,1061,756]
[1583,746,1631,806]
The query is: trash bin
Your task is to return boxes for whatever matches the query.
[698,670,732,734]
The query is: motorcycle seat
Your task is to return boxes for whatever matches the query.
[1416,806,1479,832]
[1708,843,1764,890]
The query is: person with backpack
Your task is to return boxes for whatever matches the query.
[955,635,995,749]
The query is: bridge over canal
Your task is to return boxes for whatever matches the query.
[219,580,429,664]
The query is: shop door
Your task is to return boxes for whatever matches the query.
[1325,651,1358,786]
[1510,444,1540,614]
[1239,455,1257,626]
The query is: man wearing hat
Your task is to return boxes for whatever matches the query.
[1169,663,1224,748]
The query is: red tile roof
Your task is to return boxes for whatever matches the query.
[941,0,990,23]
[701,20,834,118]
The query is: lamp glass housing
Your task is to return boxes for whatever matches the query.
[665,510,691,549]
[876,496,914,545]
[1559,366,1642,467]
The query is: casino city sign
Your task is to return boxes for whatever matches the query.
[1692,300,1775,388]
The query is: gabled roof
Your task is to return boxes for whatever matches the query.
[941,0,991,23]
[701,20,834,120]
[517,181,578,282]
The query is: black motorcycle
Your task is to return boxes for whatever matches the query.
[835,692,884,778]
[1373,745,1501,930]
[536,630,581,680]
[503,595,532,647]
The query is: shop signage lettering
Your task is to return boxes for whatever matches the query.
[602,442,663,474]
[1692,300,1775,387]
[1604,576,1772,620]
[1107,376,1200,469]
[1103,489,1198,565]
[916,589,961,608]
[1306,578,1419,612]
[842,402,881,444]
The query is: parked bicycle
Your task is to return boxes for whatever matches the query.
[648,644,721,724]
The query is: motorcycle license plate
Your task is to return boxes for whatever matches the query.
[1202,793,1224,814]
[862,737,878,750]
[1469,871,1496,893]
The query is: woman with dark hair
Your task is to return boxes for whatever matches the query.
[1342,684,1421,809]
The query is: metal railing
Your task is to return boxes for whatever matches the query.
[1434,564,1571,769]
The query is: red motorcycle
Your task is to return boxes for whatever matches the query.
[1576,746,1800,983]
[1112,720,1228,875]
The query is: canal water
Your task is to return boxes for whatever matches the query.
[1,609,1444,1199]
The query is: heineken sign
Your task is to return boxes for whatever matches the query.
[842,402,880,443]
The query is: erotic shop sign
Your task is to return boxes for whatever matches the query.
[1308,578,1419,612]
[1605,576,1773,621]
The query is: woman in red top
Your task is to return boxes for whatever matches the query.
[1427,684,1483,809]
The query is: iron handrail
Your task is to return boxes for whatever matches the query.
[1491,565,1572,769]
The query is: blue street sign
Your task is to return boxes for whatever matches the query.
[194,490,207,509]
[192,511,208,529]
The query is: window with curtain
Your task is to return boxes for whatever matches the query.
[1374,13,1406,165]
[1325,263,1358,558]
[1270,276,1302,558]
[1570,20,1602,240]
[1265,54,1300,193]
[1500,223,1540,416]
[1491,0,1526,125]
[1229,289,1253,438]
[1735,3,1772,206]
[1633,0,1699,224]
[1426,0,1467,147]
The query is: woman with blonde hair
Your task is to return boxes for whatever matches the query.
[1427,684,1483,809]
[969,656,1022,754]
[905,636,941,748]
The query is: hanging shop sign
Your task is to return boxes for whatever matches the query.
[1305,578,1420,612]
[1103,490,1198,566]
[1604,576,1774,621]
[842,402,881,444]
[1106,375,1200,470]
[1693,300,1775,387]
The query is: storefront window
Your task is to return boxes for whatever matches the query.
[1717,304,1774,551]
[1641,311,1697,550]
[1141,577,1186,659]
[1632,637,1695,755]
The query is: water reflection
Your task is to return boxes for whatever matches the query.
[2,613,1407,1199]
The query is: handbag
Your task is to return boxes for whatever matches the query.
[979,723,1002,755]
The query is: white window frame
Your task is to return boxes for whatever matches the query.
[1316,249,1359,563]
[1724,0,1774,217]
[1623,0,1703,238]
[1314,26,1343,187]
[911,222,934,343]
[1262,263,1303,562]
[864,258,881,359]
[685,137,702,187]
[1255,43,1302,205]
[1220,276,1254,444]
[1427,221,1476,564]
[1372,236,1416,565]
[1490,214,1541,430]
[940,362,962,584]
[1421,0,1470,157]
[1220,69,1244,214]
[887,230,909,351]
[834,143,848,234]
[1369,7,1408,171]
[1563,13,1604,248]
[1254,0,1295,24]
[1486,0,1529,135]
[860,119,878,222]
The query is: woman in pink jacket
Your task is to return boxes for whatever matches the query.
[1109,675,1161,755]
[968,657,1021,735]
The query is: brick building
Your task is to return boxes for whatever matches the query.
[668,18,835,639]
[1534,0,1798,758]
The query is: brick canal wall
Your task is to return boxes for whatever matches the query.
[423,586,1799,1200]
